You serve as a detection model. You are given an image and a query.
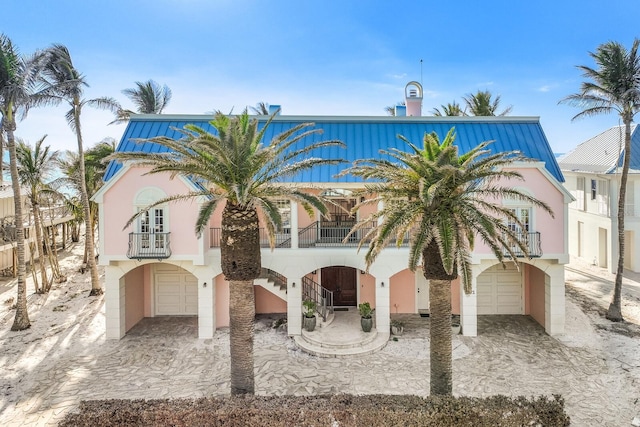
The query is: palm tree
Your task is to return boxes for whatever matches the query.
[346,128,552,395]
[55,139,114,264]
[385,101,405,116]
[42,44,119,296]
[111,80,172,124]
[463,90,512,116]
[249,102,269,115]
[561,39,640,322]
[432,101,466,116]
[16,135,60,293]
[109,110,344,394]
[0,34,52,330]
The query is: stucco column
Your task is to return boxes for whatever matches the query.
[460,266,480,337]
[105,265,126,339]
[197,275,214,339]
[290,201,298,249]
[544,263,565,335]
[375,277,390,335]
[287,275,303,336]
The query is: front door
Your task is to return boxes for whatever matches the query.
[321,266,357,306]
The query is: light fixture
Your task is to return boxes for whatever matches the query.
[292,282,296,288]
[203,282,207,288]
[360,270,366,275]
[381,281,385,287]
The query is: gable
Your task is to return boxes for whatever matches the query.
[105,115,564,184]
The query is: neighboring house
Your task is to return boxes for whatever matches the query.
[95,82,571,348]
[559,124,640,273]
[0,184,75,276]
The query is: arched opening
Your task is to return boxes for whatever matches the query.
[123,263,198,335]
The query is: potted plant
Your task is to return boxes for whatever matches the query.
[390,319,404,336]
[451,314,461,335]
[358,302,373,332]
[302,299,317,332]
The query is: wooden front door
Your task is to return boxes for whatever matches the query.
[321,266,357,306]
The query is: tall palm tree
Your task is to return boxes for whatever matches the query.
[432,101,466,116]
[55,139,115,264]
[16,135,60,293]
[109,110,344,394]
[346,128,552,395]
[111,80,172,124]
[0,34,53,330]
[561,39,640,322]
[42,44,119,296]
[463,90,512,116]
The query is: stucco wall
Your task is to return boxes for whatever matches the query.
[102,166,202,257]
[255,286,287,313]
[527,264,546,327]
[474,167,565,256]
[215,274,230,327]
[359,273,376,308]
[389,269,415,314]
[125,267,145,331]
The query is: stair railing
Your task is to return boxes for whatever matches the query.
[301,276,333,321]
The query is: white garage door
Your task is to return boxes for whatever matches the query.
[154,265,198,315]
[477,264,522,315]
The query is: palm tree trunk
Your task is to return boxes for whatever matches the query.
[6,126,30,331]
[229,279,255,395]
[221,203,260,395]
[31,201,48,291]
[73,107,101,296]
[608,120,631,321]
[429,278,452,395]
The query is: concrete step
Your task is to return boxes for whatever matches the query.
[300,325,379,349]
[294,332,388,358]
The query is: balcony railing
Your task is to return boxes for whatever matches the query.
[209,228,292,248]
[503,231,542,258]
[209,221,411,249]
[625,203,639,217]
[127,232,172,260]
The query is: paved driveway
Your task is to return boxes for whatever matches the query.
[1,298,639,427]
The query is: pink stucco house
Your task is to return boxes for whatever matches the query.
[94,82,571,351]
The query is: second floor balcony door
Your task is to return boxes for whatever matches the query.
[139,208,166,250]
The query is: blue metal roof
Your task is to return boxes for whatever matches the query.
[104,115,564,183]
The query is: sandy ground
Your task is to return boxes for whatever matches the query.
[0,243,639,426]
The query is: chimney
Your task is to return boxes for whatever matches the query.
[268,104,281,115]
[404,81,423,116]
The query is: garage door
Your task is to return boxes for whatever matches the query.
[477,264,522,315]
[155,265,198,315]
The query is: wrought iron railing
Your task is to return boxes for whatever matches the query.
[127,232,172,260]
[503,231,542,258]
[260,268,287,292]
[210,222,411,249]
[209,228,291,248]
[302,276,333,321]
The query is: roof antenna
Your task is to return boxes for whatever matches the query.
[420,59,423,87]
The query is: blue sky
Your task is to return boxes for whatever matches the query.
[2,0,639,154]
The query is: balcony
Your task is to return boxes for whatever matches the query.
[209,221,410,249]
[503,231,542,258]
[209,228,292,248]
[127,232,172,260]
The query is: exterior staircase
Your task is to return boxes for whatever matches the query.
[255,268,287,301]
